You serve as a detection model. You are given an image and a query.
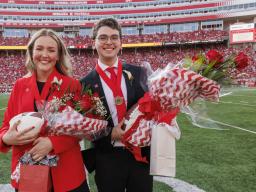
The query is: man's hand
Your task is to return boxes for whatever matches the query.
[111,119,125,141]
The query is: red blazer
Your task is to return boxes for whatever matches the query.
[0,69,86,192]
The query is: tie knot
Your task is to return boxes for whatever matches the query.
[106,67,115,73]
[106,67,117,80]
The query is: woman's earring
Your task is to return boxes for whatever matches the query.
[92,45,95,56]
[120,49,123,55]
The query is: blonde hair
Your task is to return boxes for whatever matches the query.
[25,28,72,76]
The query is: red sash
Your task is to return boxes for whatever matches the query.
[95,60,126,122]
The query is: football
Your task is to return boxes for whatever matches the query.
[9,112,45,134]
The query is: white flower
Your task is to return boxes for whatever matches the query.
[51,76,63,91]
[123,70,134,81]
[93,97,108,117]
[52,76,63,86]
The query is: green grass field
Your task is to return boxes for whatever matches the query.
[1,88,256,192]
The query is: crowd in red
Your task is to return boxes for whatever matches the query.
[0,30,228,46]
[0,53,26,93]
[0,43,255,93]
[122,30,228,43]
[0,36,30,46]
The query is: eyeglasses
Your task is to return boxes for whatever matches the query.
[96,35,120,43]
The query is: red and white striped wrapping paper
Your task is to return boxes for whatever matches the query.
[124,117,152,147]
[149,67,220,109]
[123,67,221,176]
[46,106,109,141]
[124,67,220,147]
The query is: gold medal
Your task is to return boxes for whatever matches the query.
[115,96,123,105]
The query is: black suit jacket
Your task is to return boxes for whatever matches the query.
[80,63,150,172]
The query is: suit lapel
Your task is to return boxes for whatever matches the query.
[90,70,113,126]
[90,65,135,124]
[122,64,135,110]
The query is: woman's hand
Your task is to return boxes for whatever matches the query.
[2,121,38,146]
[28,137,53,162]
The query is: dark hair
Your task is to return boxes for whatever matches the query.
[92,18,122,40]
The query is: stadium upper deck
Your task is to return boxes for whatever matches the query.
[0,0,255,28]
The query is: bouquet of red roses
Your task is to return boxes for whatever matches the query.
[121,50,249,176]
[11,83,110,186]
[38,85,109,141]
[183,50,249,84]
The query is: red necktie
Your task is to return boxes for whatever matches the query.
[105,66,126,122]
[106,67,117,82]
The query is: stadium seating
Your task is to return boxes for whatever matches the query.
[0,40,255,93]
[0,30,228,46]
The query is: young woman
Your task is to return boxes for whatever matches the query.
[0,29,90,192]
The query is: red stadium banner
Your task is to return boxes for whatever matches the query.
[2,15,220,28]
[230,29,255,44]
[0,3,218,16]
[1,0,156,5]
[229,23,256,44]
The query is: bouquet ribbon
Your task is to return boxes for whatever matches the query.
[138,92,161,120]
[122,92,180,163]
[122,65,221,176]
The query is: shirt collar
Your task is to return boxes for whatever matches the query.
[98,58,119,71]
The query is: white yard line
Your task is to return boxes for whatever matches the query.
[154,177,205,192]
[217,101,256,107]
[0,184,15,192]
[229,94,256,98]
[197,116,256,134]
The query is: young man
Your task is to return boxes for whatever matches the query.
[80,18,153,192]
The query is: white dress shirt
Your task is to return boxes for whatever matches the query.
[98,59,127,146]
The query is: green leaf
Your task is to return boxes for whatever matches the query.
[207,70,226,82]
[183,58,193,68]
[202,60,216,76]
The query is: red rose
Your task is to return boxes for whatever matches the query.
[65,100,74,108]
[235,52,249,70]
[206,50,223,66]
[192,55,199,62]
[73,94,80,103]
[93,92,99,97]
[85,113,98,119]
[80,94,92,111]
